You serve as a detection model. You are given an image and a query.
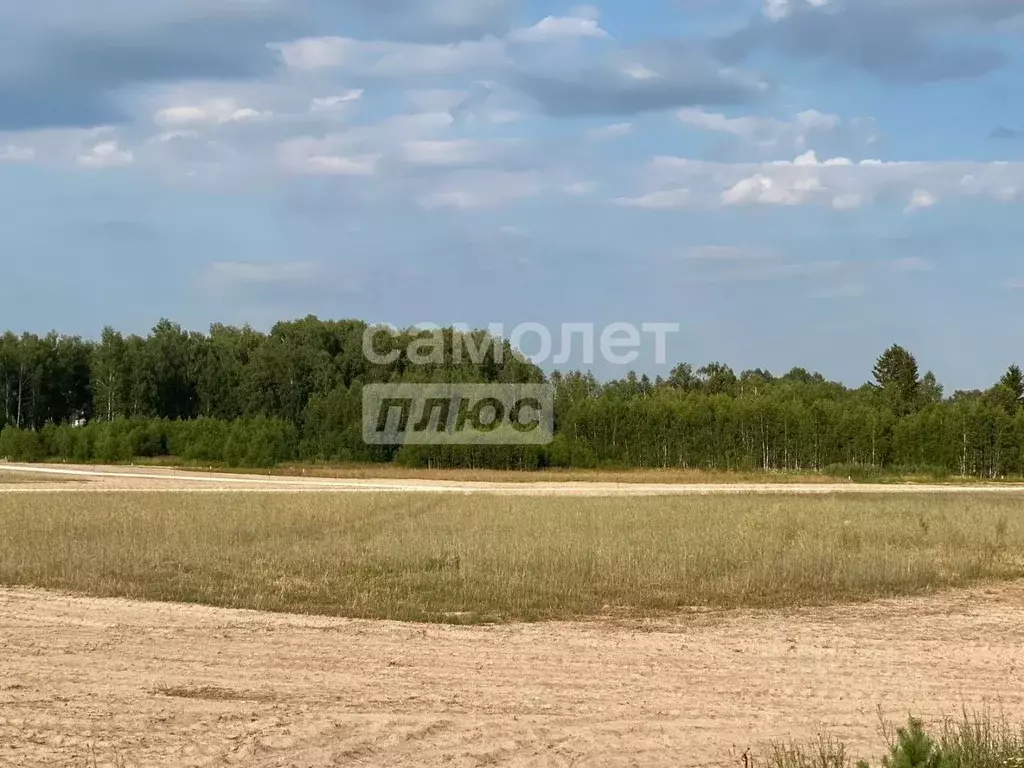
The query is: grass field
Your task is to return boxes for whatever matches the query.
[2,492,1023,622]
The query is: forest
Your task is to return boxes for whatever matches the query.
[1,317,1023,477]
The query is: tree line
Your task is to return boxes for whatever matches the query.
[1,317,1023,477]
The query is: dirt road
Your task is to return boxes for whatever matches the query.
[3,585,1024,767]
[4,462,1024,496]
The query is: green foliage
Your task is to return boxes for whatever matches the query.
[1000,365,1024,403]
[874,344,922,416]
[0,425,44,461]
[4,319,1024,477]
[882,718,947,768]
[767,714,1024,768]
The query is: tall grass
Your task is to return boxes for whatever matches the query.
[766,713,1024,768]
[1,492,1023,622]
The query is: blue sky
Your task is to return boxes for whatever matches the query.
[3,0,1024,389]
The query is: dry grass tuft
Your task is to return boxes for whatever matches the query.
[153,684,262,701]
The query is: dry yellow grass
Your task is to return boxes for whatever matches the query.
[1,491,1022,623]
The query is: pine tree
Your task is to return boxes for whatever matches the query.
[999,364,1024,403]
[873,344,921,415]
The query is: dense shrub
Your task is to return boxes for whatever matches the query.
[0,426,44,462]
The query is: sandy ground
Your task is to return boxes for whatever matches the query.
[3,584,1024,767]
[4,462,1024,495]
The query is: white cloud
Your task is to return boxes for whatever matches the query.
[620,62,659,80]
[677,107,843,151]
[155,99,268,127]
[831,193,865,210]
[277,135,382,175]
[763,0,830,20]
[795,109,841,131]
[613,189,691,209]
[402,139,512,166]
[763,0,792,21]
[641,153,1024,210]
[269,36,509,76]
[269,36,357,69]
[905,189,937,213]
[508,14,610,43]
[962,174,1018,201]
[275,108,456,177]
[584,122,633,141]
[310,90,364,112]
[793,149,819,166]
[77,141,134,168]
[0,145,34,161]
[300,154,381,176]
[721,173,823,206]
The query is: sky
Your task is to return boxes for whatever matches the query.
[2,0,1024,390]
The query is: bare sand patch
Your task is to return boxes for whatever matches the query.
[3,462,1024,495]
[3,585,1023,767]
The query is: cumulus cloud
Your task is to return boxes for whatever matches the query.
[905,189,937,213]
[508,13,611,43]
[721,173,822,206]
[77,141,134,168]
[632,152,1024,211]
[154,99,269,127]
